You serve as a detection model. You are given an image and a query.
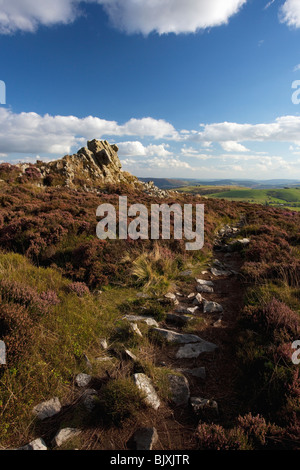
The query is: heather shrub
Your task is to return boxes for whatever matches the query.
[67,282,90,297]
[0,303,33,363]
[197,422,250,450]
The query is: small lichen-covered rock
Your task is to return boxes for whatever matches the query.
[33,398,61,420]
[190,397,219,419]
[134,373,161,410]
[168,374,190,406]
[52,428,81,447]
[75,373,92,388]
[16,438,48,451]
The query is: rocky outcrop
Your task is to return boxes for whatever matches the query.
[37,139,139,190]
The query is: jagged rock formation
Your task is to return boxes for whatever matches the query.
[36,139,139,190]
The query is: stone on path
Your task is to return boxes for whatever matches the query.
[75,373,92,388]
[176,340,218,359]
[134,373,160,410]
[152,328,205,344]
[168,375,190,406]
[187,292,196,299]
[190,397,219,418]
[193,293,204,306]
[196,284,214,294]
[33,398,62,421]
[203,301,223,314]
[164,293,176,301]
[196,279,214,287]
[133,427,158,450]
[52,428,81,447]
[16,438,48,451]
[210,267,231,277]
[124,315,159,327]
[181,367,206,380]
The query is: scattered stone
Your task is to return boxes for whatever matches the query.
[124,349,138,362]
[99,338,108,350]
[133,427,158,450]
[82,389,98,412]
[75,373,92,388]
[196,284,214,294]
[186,306,199,314]
[237,238,250,246]
[124,315,158,327]
[16,438,48,451]
[201,271,208,275]
[193,293,204,306]
[203,301,223,314]
[190,397,219,418]
[195,279,214,287]
[130,323,143,337]
[52,428,81,447]
[187,292,196,299]
[168,375,190,406]
[179,270,193,277]
[134,374,160,410]
[175,292,183,297]
[164,293,176,301]
[33,398,62,421]
[176,340,218,359]
[210,267,231,277]
[181,367,206,380]
[152,328,205,344]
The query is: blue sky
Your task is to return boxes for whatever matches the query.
[1,0,300,179]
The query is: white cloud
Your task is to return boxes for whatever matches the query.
[220,141,249,152]
[280,0,300,28]
[294,64,300,72]
[122,156,191,171]
[191,115,300,145]
[0,0,248,35]
[117,141,172,157]
[99,0,247,35]
[0,108,177,155]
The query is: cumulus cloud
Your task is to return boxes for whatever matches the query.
[280,0,300,28]
[0,108,177,155]
[99,0,247,35]
[0,0,247,35]
[220,141,249,152]
[191,115,300,145]
[117,141,172,157]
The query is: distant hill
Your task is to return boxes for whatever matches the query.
[138,178,300,190]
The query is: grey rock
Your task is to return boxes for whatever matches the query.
[33,398,61,421]
[187,292,196,299]
[16,438,48,451]
[203,301,223,314]
[52,428,81,447]
[195,279,214,287]
[190,397,219,418]
[75,373,92,388]
[168,375,190,406]
[133,427,158,450]
[124,349,138,362]
[179,270,193,277]
[193,293,204,306]
[210,267,231,277]
[164,292,177,301]
[176,340,218,359]
[124,315,158,327]
[130,323,143,337]
[196,284,214,294]
[152,328,204,344]
[134,374,160,410]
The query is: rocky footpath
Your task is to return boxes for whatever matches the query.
[15,224,247,451]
